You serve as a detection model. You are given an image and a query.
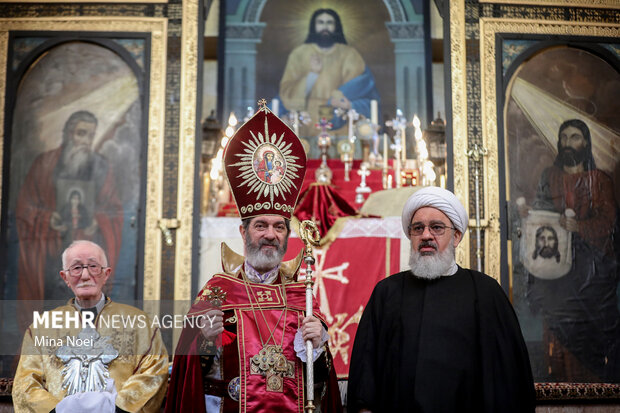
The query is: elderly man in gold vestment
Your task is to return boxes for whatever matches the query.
[13,240,168,412]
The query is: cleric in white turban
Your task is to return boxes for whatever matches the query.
[401,186,469,239]
[349,187,536,413]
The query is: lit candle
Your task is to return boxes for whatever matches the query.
[348,110,354,140]
[292,110,299,136]
[370,100,378,125]
[383,133,388,170]
[401,127,407,164]
[272,98,279,116]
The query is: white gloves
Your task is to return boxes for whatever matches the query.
[56,378,117,413]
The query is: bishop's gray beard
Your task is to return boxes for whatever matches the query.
[245,236,288,273]
[409,241,456,280]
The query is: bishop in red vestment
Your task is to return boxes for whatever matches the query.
[165,103,342,413]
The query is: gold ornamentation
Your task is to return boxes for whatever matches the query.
[2,0,167,2]
[479,0,619,7]
[204,286,227,307]
[0,32,6,228]
[449,0,470,270]
[227,115,304,205]
[328,306,364,366]
[255,290,274,303]
[174,0,200,303]
[478,17,620,283]
[249,344,295,393]
[241,271,292,392]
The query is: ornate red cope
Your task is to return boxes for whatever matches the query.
[190,273,326,412]
[224,103,307,220]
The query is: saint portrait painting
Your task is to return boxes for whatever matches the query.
[2,39,146,311]
[504,45,620,383]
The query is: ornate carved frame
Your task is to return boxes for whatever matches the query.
[479,0,620,7]
[448,1,470,270]
[477,16,620,400]
[1,0,167,2]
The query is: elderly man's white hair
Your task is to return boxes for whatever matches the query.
[61,240,109,269]
[401,186,469,241]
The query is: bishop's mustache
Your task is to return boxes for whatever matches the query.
[259,239,280,248]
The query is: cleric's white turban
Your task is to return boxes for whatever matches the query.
[401,186,468,239]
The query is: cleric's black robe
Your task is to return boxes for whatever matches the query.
[348,267,535,413]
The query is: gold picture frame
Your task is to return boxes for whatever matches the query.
[0,16,168,301]
[479,0,620,8]
[477,16,620,398]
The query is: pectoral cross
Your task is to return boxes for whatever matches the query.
[250,345,295,392]
[56,327,119,395]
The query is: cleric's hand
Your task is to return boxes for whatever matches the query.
[56,379,117,413]
[300,316,322,349]
[200,308,224,341]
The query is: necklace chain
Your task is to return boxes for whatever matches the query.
[241,270,288,349]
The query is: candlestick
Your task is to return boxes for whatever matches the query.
[401,127,406,164]
[355,162,372,204]
[387,109,407,165]
[292,110,299,136]
[370,100,378,125]
[346,108,359,140]
[272,98,279,117]
[383,133,388,169]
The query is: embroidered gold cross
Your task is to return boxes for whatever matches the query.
[255,290,273,302]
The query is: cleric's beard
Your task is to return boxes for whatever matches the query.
[60,143,93,178]
[245,236,288,273]
[409,241,456,280]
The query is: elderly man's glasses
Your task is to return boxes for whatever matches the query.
[65,264,107,277]
[409,223,456,236]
